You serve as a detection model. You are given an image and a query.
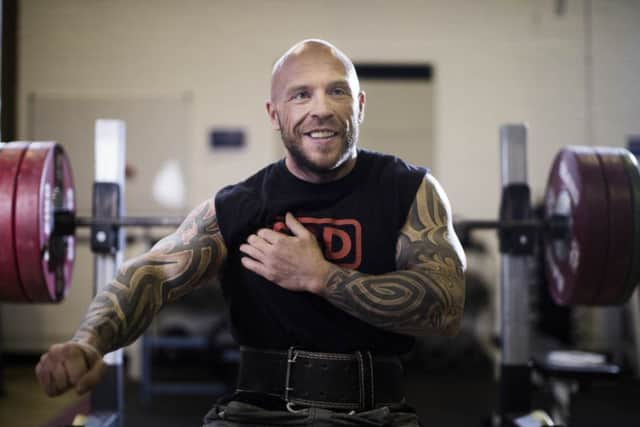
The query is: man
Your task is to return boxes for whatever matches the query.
[36,39,466,426]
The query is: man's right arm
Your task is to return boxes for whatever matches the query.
[72,198,227,355]
[36,198,227,396]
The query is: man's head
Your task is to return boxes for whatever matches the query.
[267,39,365,182]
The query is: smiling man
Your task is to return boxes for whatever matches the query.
[36,39,466,427]
[266,41,363,182]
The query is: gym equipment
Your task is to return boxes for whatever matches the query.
[87,120,128,427]
[0,141,181,304]
[0,142,29,302]
[2,139,640,306]
[16,142,75,302]
[456,144,640,307]
[511,409,556,427]
[2,124,640,426]
[544,146,637,305]
[478,125,636,427]
[532,350,619,426]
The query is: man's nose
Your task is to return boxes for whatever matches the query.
[309,93,334,121]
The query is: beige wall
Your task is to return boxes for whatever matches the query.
[2,0,640,351]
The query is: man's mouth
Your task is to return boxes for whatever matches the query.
[303,129,338,140]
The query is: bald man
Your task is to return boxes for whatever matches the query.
[36,39,466,426]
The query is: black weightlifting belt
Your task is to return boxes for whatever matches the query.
[236,346,405,411]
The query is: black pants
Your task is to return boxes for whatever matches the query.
[202,393,421,427]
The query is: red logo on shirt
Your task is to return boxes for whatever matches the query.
[273,217,362,269]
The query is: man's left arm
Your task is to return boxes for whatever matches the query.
[239,174,466,337]
[322,175,465,336]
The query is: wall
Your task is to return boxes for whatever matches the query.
[2,0,639,351]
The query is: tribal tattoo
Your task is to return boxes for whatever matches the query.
[323,176,466,336]
[72,199,227,355]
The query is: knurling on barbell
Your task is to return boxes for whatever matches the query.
[0,142,639,305]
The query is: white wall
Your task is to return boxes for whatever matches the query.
[3,0,640,351]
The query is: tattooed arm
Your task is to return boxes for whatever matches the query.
[240,174,466,337]
[73,198,227,355]
[36,198,227,396]
[321,175,466,336]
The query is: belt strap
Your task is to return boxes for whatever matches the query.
[236,346,405,411]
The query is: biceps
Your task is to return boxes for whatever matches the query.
[396,176,466,272]
[150,199,228,278]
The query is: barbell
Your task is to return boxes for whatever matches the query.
[0,142,181,303]
[0,141,639,306]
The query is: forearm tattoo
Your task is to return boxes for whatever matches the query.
[324,177,465,336]
[72,199,227,355]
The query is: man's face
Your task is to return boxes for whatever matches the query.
[267,47,365,180]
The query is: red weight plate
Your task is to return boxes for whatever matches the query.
[0,142,30,302]
[593,148,634,305]
[544,146,609,305]
[57,143,76,300]
[14,142,75,303]
[620,151,640,302]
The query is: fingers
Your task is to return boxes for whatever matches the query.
[256,228,285,244]
[35,353,57,396]
[253,232,276,250]
[36,344,73,396]
[75,359,107,395]
[251,213,308,245]
[63,344,91,384]
[240,256,272,280]
[51,361,70,394]
[243,228,289,255]
[35,342,101,397]
[284,212,309,237]
[239,242,264,262]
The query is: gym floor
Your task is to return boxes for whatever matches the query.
[2,340,640,427]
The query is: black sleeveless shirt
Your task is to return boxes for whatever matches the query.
[215,149,427,355]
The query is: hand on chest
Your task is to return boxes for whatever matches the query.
[271,215,362,269]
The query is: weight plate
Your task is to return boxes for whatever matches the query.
[54,143,76,300]
[620,151,640,302]
[593,148,634,304]
[14,143,75,303]
[544,146,609,305]
[0,142,30,302]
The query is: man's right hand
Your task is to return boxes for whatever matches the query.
[35,342,107,397]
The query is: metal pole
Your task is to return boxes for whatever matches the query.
[89,119,126,427]
[75,215,184,228]
[628,288,640,377]
[498,124,532,422]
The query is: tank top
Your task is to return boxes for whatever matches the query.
[214,149,427,355]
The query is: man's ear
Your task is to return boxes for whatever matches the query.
[357,91,366,124]
[266,101,280,131]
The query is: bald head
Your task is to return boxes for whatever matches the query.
[270,39,360,102]
[265,39,366,182]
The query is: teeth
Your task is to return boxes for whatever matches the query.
[308,131,336,138]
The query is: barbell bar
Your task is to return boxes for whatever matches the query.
[52,210,184,236]
[454,217,570,238]
[1,141,639,306]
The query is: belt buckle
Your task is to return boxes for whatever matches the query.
[284,346,298,402]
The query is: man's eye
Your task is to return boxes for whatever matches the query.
[331,87,348,96]
[292,91,309,100]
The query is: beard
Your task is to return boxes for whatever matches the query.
[278,116,358,178]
